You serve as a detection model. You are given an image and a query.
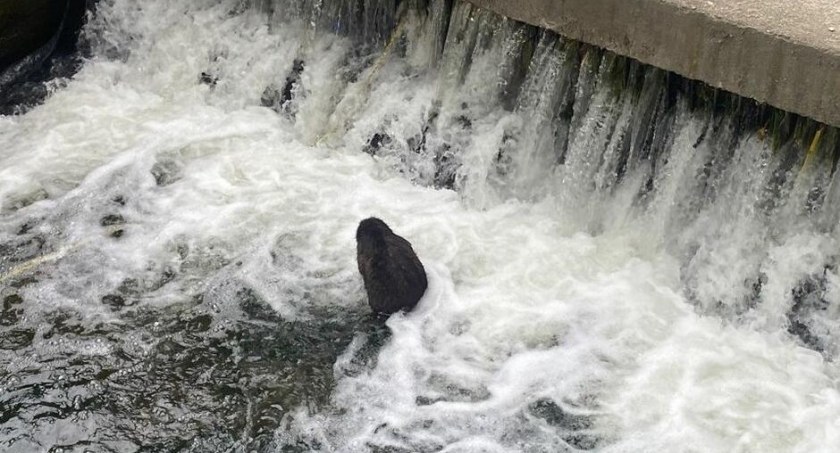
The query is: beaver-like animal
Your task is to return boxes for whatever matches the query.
[356,217,428,315]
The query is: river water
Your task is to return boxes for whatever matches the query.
[1,1,839,452]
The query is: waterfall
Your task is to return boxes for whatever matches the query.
[1,0,839,451]
[244,0,840,349]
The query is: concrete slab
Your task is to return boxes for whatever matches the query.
[672,0,840,54]
[465,0,840,127]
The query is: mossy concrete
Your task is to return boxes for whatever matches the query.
[465,0,840,127]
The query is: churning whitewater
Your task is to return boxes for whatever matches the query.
[1,0,840,451]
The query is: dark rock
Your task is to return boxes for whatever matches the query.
[529,398,593,430]
[0,1,63,69]
[281,59,305,104]
[101,293,127,310]
[0,328,35,349]
[433,144,457,189]
[455,114,472,130]
[363,132,392,155]
[3,294,23,306]
[17,221,36,235]
[261,58,304,115]
[1,293,24,326]
[528,398,600,450]
[99,214,124,226]
[182,313,213,333]
[100,214,125,238]
[199,71,217,86]
[356,217,427,315]
[0,235,46,263]
[115,270,175,298]
[788,271,831,352]
[0,0,93,114]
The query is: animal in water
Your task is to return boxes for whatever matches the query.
[356,217,428,315]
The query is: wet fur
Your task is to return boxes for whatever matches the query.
[356,218,428,315]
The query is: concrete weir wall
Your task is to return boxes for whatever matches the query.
[465,0,840,128]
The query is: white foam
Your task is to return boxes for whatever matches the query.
[1,0,839,451]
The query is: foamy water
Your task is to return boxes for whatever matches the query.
[1,1,839,452]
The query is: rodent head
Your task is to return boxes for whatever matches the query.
[356,217,392,244]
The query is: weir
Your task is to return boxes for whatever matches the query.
[464,0,840,128]
[252,0,840,346]
[1,0,840,451]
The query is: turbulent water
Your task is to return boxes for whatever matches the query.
[2,0,840,451]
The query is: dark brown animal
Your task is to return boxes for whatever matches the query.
[356,217,428,315]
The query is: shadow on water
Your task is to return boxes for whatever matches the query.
[0,278,391,452]
[0,0,95,115]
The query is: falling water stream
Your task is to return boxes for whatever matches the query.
[2,1,840,451]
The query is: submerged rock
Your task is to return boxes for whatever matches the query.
[528,398,600,450]
[1,293,24,326]
[100,213,126,238]
[199,71,218,86]
[151,159,183,186]
[363,132,392,155]
[101,293,128,310]
[261,58,304,115]
[788,271,832,353]
[0,328,35,349]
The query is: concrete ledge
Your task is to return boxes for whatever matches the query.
[465,0,840,127]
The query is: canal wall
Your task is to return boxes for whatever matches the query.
[464,0,840,127]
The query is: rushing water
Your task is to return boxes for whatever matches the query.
[2,0,840,451]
